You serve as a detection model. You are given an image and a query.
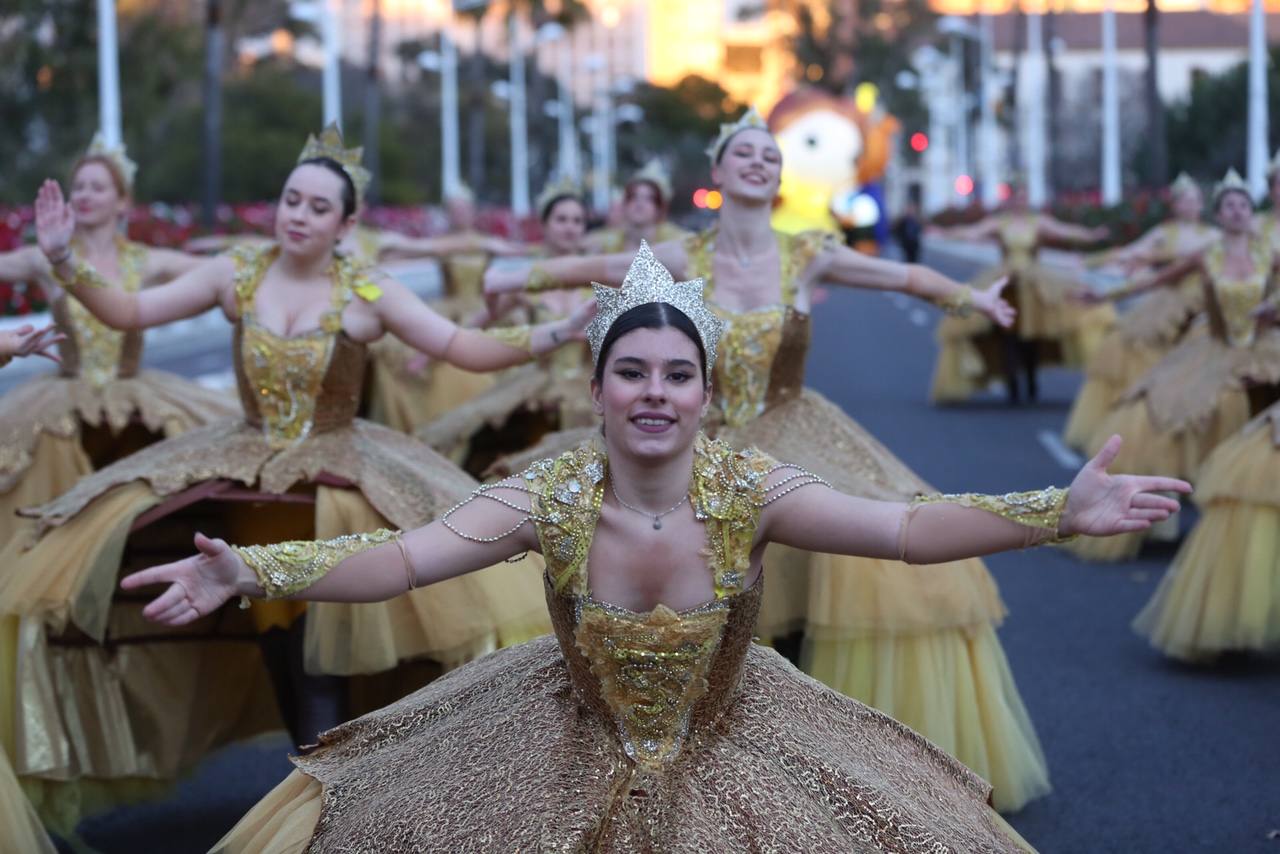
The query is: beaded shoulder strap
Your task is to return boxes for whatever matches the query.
[777,229,833,307]
[227,243,277,317]
[684,228,716,298]
[522,441,607,595]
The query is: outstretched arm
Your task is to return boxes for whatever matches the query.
[1039,216,1109,246]
[483,239,687,297]
[374,272,596,371]
[121,480,543,625]
[0,246,52,286]
[35,180,232,329]
[378,230,527,261]
[926,218,1001,242]
[760,435,1189,564]
[1079,252,1203,305]
[143,246,210,282]
[818,243,1016,328]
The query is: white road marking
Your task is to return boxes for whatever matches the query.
[196,369,237,391]
[908,308,929,327]
[891,294,910,310]
[1037,429,1083,470]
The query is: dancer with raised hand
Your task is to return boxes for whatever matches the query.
[1073,169,1280,561]
[0,135,237,545]
[584,160,690,253]
[1,125,590,835]
[1064,173,1219,449]
[928,189,1113,404]
[479,112,1066,813]
[124,253,1188,852]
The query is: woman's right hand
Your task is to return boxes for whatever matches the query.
[120,533,252,626]
[34,180,76,262]
[0,323,65,362]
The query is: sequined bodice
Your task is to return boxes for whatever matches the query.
[228,244,374,448]
[1202,237,1274,347]
[442,239,489,301]
[525,435,774,769]
[53,238,146,387]
[685,228,827,428]
[997,216,1039,270]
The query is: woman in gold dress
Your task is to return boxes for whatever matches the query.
[417,179,597,473]
[0,128,587,835]
[583,160,691,253]
[1073,169,1280,562]
[1063,174,1219,450]
[121,263,1187,851]
[482,113,1057,813]
[0,136,237,545]
[929,194,1113,404]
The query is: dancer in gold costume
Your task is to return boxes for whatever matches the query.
[418,178,596,473]
[0,136,236,545]
[929,193,1113,404]
[1063,173,1219,450]
[482,113,1057,813]
[0,127,587,835]
[1074,169,1280,562]
[123,253,1187,852]
[584,160,690,253]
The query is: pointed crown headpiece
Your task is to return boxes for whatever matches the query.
[586,241,723,375]
[1211,167,1252,207]
[82,133,137,192]
[626,160,674,204]
[297,123,372,205]
[536,175,585,220]
[1168,172,1199,199]
[706,106,769,164]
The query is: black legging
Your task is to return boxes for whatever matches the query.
[1002,331,1040,404]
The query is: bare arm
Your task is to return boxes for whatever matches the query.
[818,243,1016,328]
[120,482,542,623]
[378,230,527,261]
[483,239,687,296]
[0,246,52,285]
[374,272,594,370]
[927,218,1001,242]
[759,435,1189,564]
[143,246,209,282]
[1038,216,1109,245]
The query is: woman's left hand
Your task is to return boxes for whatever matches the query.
[971,276,1016,328]
[0,323,66,363]
[1060,435,1191,537]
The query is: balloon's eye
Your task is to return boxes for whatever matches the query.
[806,136,819,148]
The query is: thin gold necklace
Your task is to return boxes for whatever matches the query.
[609,478,688,530]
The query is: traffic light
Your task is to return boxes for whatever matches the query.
[909,132,929,153]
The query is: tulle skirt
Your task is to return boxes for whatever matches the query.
[363,335,495,434]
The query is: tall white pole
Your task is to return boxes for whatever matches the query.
[322,0,342,128]
[1023,10,1048,207]
[441,27,462,197]
[952,34,970,203]
[591,50,611,212]
[557,38,580,181]
[979,11,1000,209]
[924,63,949,215]
[1246,0,1269,198]
[1101,2,1121,204]
[96,0,122,146]
[509,15,530,218]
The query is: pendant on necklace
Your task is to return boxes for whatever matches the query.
[653,517,663,530]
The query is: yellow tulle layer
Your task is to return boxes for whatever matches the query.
[0,432,92,546]
[1133,501,1280,660]
[1194,414,1280,507]
[212,768,322,854]
[802,624,1050,814]
[1062,333,1166,451]
[0,748,55,853]
[1089,390,1251,483]
[364,336,495,434]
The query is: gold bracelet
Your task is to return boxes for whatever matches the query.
[938,286,974,317]
[526,263,563,293]
[394,533,416,591]
[233,528,399,599]
[483,324,533,354]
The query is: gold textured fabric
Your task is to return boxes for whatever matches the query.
[910,488,1069,543]
[216,437,1027,853]
[481,323,533,353]
[236,529,399,599]
[441,249,489,301]
[1133,403,1280,659]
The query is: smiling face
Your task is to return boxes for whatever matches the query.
[275,163,355,258]
[543,197,587,254]
[711,127,782,203]
[1215,189,1254,234]
[69,159,128,228]
[622,182,663,229]
[591,325,710,463]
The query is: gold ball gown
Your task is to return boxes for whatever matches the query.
[930,214,1115,403]
[490,229,1049,813]
[361,227,495,434]
[1133,402,1280,659]
[1063,221,1219,450]
[0,238,236,545]
[1073,236,1280,561]
[214,435,1035,853]
[0,244,548,833]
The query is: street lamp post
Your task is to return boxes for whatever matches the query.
[1247,0,1269,198]
[1101,0,1121,205]
[978,11,1000,209]
[441,30,462,198]
[96,0,122,146]
[509,15,530,218]
[322,0,342,128]
[1022,10,1048,207]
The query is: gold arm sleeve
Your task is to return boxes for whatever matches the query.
[897,487,1074,561]
[234,528,399,599]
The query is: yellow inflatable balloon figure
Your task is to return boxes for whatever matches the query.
[767,85,898,246]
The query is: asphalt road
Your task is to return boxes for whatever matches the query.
[47,245,1280,853]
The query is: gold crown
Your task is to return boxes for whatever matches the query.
[84,133,138,191]
[706,106,768,163]
[1212,167,1252,206]
[297,123,372,204]
[626,160,674,204]
[1169,172,1199,198]
[536,175,584,219]
[586,241,723,375]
